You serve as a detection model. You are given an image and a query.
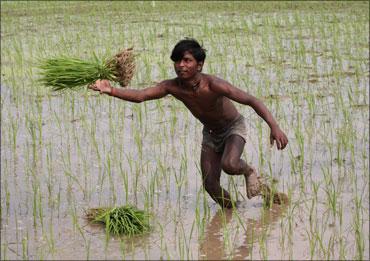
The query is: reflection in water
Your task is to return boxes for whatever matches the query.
[199,203,287,260]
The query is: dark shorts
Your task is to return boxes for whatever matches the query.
[202,115,247,153]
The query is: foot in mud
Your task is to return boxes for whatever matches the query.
[260,183,289,206]
[244,167,262,199]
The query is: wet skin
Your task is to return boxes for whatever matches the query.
[89,51,288,208]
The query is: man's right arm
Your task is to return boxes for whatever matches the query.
[89,79,169,103]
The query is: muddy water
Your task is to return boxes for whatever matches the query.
[1,77,368,260]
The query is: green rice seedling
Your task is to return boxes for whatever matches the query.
[106,154,117,204]
[177,224,185,260]
[119,162,129,203]
[3,177,10,215]
[119,238,126,260]
[31,181,38,228]
[22,235,28,260]
[86,206,150,236]
[337,202,346,259]
[37,186,44,231]
[85,238,91,260]
[37,48,135,91]
[1,240,7,260]
[14,210,20,255]
[353,192,365,260]
[47,213,55,254]
[187,219,196,259]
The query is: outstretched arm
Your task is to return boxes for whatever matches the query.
[210,78,288,150]
[88,79,168,103]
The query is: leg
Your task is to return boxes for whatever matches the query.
[201,144,235,208]
[220,135,252,175]
[221,135,261,199]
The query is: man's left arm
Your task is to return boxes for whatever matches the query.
[210,78,288,150]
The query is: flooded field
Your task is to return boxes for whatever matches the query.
[1,1,369,260]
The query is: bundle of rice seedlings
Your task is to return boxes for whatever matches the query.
[86,205,150,236]
[37,48,135,91]
[106,47,135,87]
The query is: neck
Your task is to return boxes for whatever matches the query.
[178,73,202,91]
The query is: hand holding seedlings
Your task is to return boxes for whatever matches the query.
[88,79,112,94]
[89,38,289,209]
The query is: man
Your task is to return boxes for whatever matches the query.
[89,38,288,208]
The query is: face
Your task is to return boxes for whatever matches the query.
[174,51,203,80]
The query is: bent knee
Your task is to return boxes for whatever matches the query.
[221,158,239,174]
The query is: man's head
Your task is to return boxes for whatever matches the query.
[171,38,206,64]
[171,38,206,79]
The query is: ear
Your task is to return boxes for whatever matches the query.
[197,61,204,72]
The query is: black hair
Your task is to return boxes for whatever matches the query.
[170,38,206,63]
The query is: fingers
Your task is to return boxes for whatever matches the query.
[272,135,288,150]
[270,133,283,150]
[283,134,288,149]
[276,139,282,150]
[88,80,112,95]
[283,137,288,149]
[278,135,288,150]
[88,83,96,91]
[88,80,101,91]
[270,128,289,150]
[89,84,99,92]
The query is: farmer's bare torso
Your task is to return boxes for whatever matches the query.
[165,74,240,131]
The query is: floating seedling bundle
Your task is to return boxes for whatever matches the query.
[37,48,135,91]
[86,206,150,236]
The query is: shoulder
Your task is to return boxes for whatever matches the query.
[153,78,177,91]
[156,78,181,94]
[205,74,232,93]
[158,78,178,87]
